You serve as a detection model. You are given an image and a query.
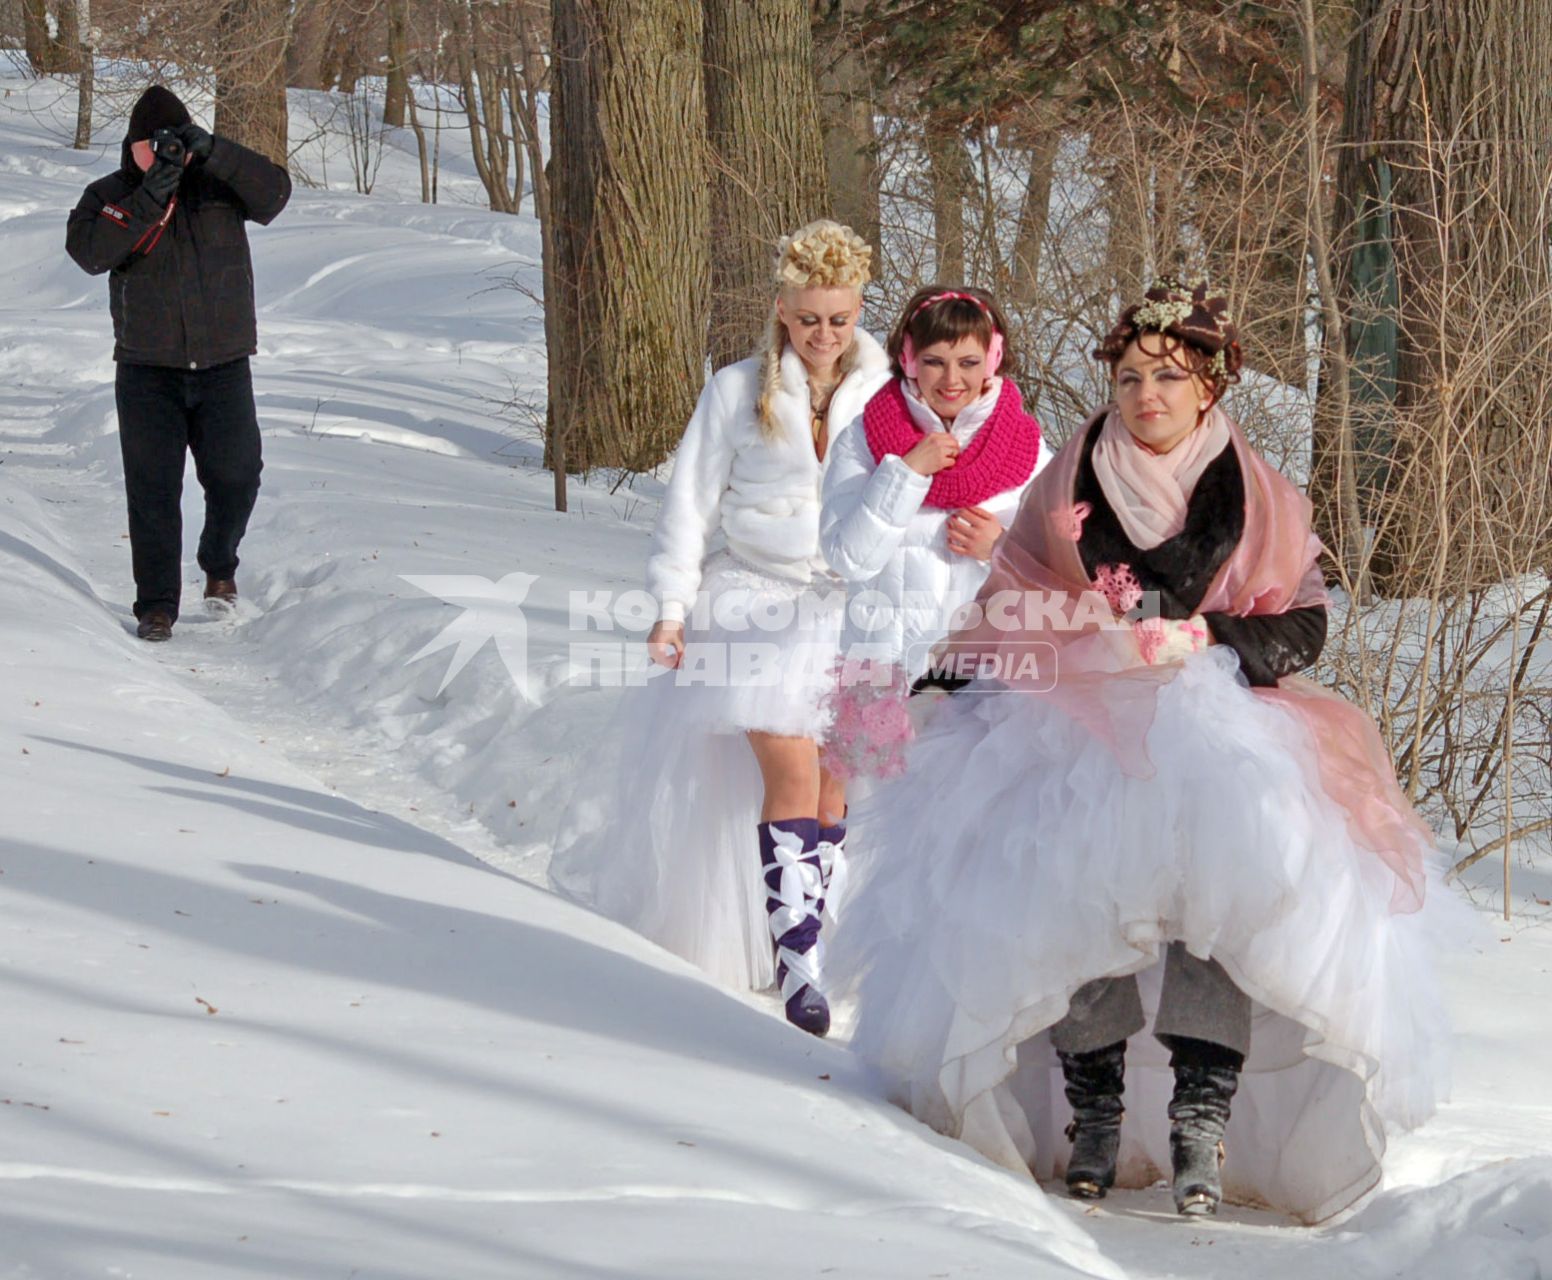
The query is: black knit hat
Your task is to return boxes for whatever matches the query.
[127,86,191,143]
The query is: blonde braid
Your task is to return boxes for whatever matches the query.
[755,305,790,441]
[755,219,874,438]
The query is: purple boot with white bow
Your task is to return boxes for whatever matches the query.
[758,818,830,1037]
[816,819,847,921]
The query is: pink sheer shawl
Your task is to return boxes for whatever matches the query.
[940,408,1428,912]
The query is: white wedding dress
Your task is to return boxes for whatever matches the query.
[831,645,1466,1222]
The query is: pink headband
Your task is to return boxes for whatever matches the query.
[900,291,1005,379]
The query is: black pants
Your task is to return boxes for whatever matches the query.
[116,358,262,620]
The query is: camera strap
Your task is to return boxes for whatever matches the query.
[132,195,178,256]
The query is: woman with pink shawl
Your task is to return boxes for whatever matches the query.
[833,281,1456,1223]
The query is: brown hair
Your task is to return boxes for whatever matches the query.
[1094,278,1243,401]
[885,285,1016,379]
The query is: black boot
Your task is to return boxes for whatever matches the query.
[1167,1041,1242,1216]
[1057,1041,1126,1200]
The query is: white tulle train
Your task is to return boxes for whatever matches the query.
[831,646,1465,1223]
[550,551,843,991]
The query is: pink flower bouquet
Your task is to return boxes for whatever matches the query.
[823,658,915,782]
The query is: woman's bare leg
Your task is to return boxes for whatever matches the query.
[817,753,847,828]
[746,731,821,821]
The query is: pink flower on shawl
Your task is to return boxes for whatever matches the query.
[1052,501,1093,542]
[1093,562,1143,615]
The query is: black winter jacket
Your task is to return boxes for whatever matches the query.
[65,135,291,369]
[1073,414,1327,686]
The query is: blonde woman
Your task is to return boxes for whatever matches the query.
[550,221,890,1036]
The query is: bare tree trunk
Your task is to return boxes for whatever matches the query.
[450,0,520,214]
[215,0,291,165]
[1299,0,1367,599]
[1333,0,1552,593]
[450,2,496,208]
[54,0,80,72]
[407,85,432,202]
[1148,8,1185,278]
[383,0,411,127]
[322,3,372,96]
[1091,122,1150,307]
[1010,128,1059,306]
[704,0,829,369]
[510,4,549,220]
[926,117,966,282]
[431,92,443,202]
[498,1,559,501]
[21,0,50,73]
[503,60,525,212]
[72,0,92,149]
[286,0,329,89]
[1151,160,1185,278]
[813,0,880,269]
[549,0,708,474]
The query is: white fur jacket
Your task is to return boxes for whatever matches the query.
[646,330,892,624]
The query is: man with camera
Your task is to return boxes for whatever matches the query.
[66,85,291,642]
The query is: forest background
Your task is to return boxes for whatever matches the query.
[6,0,1550,893]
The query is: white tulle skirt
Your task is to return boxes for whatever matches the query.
[831,645,1464,1223]
[548,551,844,991]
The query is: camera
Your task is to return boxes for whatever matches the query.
[149,127,186,164]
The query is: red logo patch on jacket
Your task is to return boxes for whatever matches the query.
[99,203,131,226]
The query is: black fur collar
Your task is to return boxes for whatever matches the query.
[1074,415,1246,617]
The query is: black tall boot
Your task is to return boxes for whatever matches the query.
[1167,1039,1242,1216]
[1057,1040,1127,1200]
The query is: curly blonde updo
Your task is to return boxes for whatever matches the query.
[772,219,873,291]
[757,219,873,435]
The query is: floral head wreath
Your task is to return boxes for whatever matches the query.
[1099,277,1242,383]
[901,291,1005,379]
[772,219,873,292]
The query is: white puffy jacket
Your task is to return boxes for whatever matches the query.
[646,330,893,623]
[819,377,1053,678]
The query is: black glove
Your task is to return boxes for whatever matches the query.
[176,122,214,164]
[140,156,183,205]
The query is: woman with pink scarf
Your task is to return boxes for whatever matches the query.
[819,287,1051,780]
[833,281,1456,1223]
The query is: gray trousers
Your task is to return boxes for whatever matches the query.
[1048,942,1252,1057]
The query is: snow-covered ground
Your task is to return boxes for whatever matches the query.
[3,68,1551,1279]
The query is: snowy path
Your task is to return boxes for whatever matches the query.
[1,429,1119,1279]
[4,70,1552,1278]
